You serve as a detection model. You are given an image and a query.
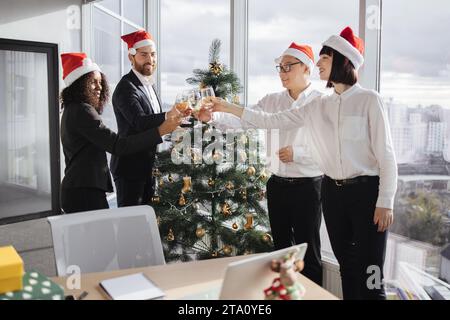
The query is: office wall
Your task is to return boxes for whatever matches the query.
[0,0,83,180]
[0,0,82,52]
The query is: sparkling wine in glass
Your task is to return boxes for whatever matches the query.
[200,86,215,108]
[175,91,192,124]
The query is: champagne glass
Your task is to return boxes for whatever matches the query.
[189,89,202,114]
[200,86,215,109]
[174,90,192,125]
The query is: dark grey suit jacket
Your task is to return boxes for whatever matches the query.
[110,70,166,180]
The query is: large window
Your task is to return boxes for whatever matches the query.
[160,0,230,110]
[248,0,360,261]
[380,0,450,283]
[91,0,146,131]
[0,39,60,223]
[248,0,360,106]
[82,1,450,287]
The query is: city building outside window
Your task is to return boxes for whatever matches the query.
[381,0,450,284]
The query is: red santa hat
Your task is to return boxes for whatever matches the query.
[275,42,315,72]
[61,52,101,87]
[121,30,156,55]
[322,26,365,70]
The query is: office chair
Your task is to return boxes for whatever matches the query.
[48,205,165,276]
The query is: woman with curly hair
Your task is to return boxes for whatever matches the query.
[60,53,180,214]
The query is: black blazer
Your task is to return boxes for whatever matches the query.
[110,70,166,180]
[60,102,162,192]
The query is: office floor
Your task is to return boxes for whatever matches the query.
[0,185,51,219]
[0,218,56,276]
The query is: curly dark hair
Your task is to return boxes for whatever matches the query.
[60,71,110,114]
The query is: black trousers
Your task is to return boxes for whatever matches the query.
[321,175,387,300]
[61,187,109,214]
[114,177,154,208]
[266,175,323,285]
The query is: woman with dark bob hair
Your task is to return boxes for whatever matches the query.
[60,53,180,214]
[207,27,397,300]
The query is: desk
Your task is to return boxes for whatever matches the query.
[52,255,338,300]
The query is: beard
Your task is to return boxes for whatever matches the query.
[135,62,154,76]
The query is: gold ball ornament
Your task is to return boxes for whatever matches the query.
[260,169,268,180]
[247,166,256,176]
[151,195,160,204]
[195,227,206,238]
[207,178,215,187]
[262,233,273,243]
[223,245,232,255]
[179,193,186,206]
[232,222,239,230]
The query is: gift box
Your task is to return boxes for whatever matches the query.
[0,271,65,300]
[0,246,24,294]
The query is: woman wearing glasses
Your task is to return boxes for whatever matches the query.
[198,43,324,286]
[208,27,397,300]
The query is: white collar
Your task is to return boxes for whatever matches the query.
[331,83,361,100]
[132,68,154,86]
[285,83,314,104]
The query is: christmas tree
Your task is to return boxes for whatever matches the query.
[152,39,273,262]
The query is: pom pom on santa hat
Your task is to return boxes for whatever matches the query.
[61,52,101,87]
[275,42,315,72]
[322,26,365,70]
[121,30,156,55]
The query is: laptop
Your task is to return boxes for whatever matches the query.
[183,243,308,300]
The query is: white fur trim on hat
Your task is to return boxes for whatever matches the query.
[64,60,101,87]
[128,39,156,55]
[275,48,315,72]
[322,35,364,70]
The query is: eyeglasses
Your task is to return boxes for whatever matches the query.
[276,61,302,73]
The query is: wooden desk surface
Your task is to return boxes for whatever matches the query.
[52,255,338,300]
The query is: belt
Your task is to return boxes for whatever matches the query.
[270,175,323,184]
[325,175,378,187]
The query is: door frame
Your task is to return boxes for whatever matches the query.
[0,38,60,225]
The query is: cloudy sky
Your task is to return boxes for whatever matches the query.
[159,0,450,108]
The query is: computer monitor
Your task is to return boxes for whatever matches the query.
[219,243,308,300]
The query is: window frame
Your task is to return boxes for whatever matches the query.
[82,0,148,78]
[0,38,61,225]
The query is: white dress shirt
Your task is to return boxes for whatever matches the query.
[212,85,323,178]
[132,69,161,114]
[241,83,398,209]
